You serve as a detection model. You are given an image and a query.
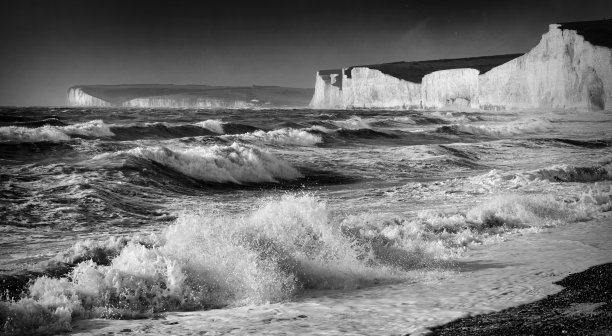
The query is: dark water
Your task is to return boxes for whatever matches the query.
[1,106,611,333]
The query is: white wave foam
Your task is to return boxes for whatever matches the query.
[223,128,322,146]
[128,143,302,183]
[194,119,225,134]
[332,116,372,130]
[428,111,481,123]
[448,118,552,137]
[392,116,417,124]
[3,194,444,332]
[0,120,114,143]
[471,163,612,188]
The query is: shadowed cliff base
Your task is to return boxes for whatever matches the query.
[425,262,612,336]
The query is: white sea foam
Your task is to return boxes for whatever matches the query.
[194,119,225,134]
[447,118,552,137]
[223,128,322,146]
[2,189,608,333]
[471,163,612,188]
[0,120,114,143]
[332,116,372,130]
[128,143,303,183]
[1,195,443,333]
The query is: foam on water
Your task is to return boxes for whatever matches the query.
[194,119,225,134]
[471,162,612,189]
[438,118,552,137]
[332,116,372,130]
[125,143,303,184]
[222,128,322,146]
[2,186,610,334]
[5,189,607,333]
[0,120,114,143]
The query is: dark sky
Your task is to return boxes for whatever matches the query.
[1,0,611,106]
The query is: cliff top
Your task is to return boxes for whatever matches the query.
[558,19,612,48]
[341,54,523,83]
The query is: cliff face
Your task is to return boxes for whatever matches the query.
[310,20,612,111]
[68,88,113,107]
[67,85,313,108]
[479,24,612,110]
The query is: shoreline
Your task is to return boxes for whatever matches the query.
[426,262,612,335]
[69,213,612,335]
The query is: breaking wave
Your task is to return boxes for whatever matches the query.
[471,162,612,188]
[436,119,552,137]
[3,188,608,334]
[0,194,454,333]
[119,143,303,184]
[0,120,114,143]
[222,128,322,146]
[331,116,372,130]
[194,119,225,134]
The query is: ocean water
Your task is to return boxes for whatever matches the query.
[0,107,611,334]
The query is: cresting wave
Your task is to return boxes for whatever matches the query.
[471,162,612,188]
[0,120,114,143]
[222,128,322,146]
[436,118,552,137]
[94,142,303,184]
[194,119,225,134]
[2,190,606,334]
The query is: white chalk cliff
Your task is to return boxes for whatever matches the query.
[67,85,313,108]
[310,21,612,111]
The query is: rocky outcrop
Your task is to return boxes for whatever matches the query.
[67,85,313,108]
[310,20,612,111]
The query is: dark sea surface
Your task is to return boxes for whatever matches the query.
[1,107,611,333]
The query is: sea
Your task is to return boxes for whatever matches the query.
[0,106,611,334]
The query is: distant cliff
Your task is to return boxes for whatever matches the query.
[67,85,314,108]
[310,20,612,111]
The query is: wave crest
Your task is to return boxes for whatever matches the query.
[0,120,114,143]
[194,119,225,134]
[437,119,552,137]
[127,143,303,184]
[223,128,322,146]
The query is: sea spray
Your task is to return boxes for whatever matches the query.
[1,190,608,334]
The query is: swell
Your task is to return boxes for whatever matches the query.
[90,142,303,184]
[435,119,552,137]
[109,121,260,141]
[471,162,612,187]
[0,120,114,143]
[532,138,612,149]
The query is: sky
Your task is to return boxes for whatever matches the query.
[1,0,611,106]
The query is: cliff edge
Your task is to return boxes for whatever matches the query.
[310,19,612,111]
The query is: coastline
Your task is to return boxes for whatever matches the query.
[69,212,612,335]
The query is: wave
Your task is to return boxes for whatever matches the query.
[194,119,225,134]
[0,194,454,333]
[4,188,608,333]
[120,143,303,184]
[470,162,612,188]
[436,119,552,137]
[541,138,612,149]
[222,128,322,146]
[0,120,114,143]
[331,116,372,130]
